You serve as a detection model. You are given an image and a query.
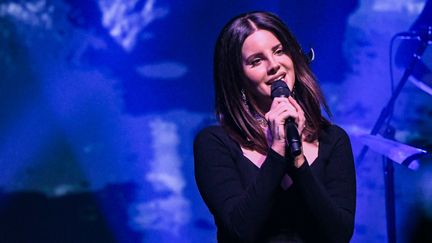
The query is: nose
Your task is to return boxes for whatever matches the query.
[267,56,280,75]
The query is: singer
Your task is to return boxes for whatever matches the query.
[194,11,356,243]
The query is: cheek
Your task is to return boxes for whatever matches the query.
[288,73,296,90]
[243,68,257,84]
[243,66,266,84]
[284,61,296,90]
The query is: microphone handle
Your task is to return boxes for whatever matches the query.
[285,119,302,157]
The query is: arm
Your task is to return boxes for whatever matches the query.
[292,126,356,243]
[193,127,288,242]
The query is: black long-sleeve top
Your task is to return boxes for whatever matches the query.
[194,124,356,243]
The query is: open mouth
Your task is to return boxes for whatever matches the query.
[267,73,286,84]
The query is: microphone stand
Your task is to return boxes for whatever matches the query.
[356,26,431,243]
[382,125,396,243]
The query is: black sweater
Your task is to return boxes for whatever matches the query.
[194,125,356,243]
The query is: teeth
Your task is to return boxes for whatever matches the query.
[268,74,286,84]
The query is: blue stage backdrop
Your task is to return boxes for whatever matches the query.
[0,0,431,242]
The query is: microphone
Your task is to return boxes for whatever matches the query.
[396,26,432,43]
[271,80,302,157]
[396,31,422,40]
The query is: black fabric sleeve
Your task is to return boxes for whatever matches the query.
[193,127,288,242]
[292,126,356,243]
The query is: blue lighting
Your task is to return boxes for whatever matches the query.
[0,0,431,242]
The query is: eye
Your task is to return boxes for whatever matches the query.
[274,48,285,56]
[250,58,262,67]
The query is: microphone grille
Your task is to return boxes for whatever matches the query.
[271,80,291,99]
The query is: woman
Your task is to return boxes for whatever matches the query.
[194,11,356,243]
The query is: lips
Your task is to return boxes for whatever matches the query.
[266,73,286,85]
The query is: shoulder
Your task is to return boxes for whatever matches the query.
[193,125,241,164]
[319,124,355,166]
[323,124,349,137]
[320,124,351,144]
[194,125,228,142]
[194,125,237,149]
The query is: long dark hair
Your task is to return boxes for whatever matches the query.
[214,11,331,154]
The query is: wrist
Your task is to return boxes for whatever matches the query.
[293,154,305,168]
[271,142,286,157]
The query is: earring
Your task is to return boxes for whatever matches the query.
[241,89,249,110]
[303,47,315,64]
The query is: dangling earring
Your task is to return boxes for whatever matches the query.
[241,89,249,110]
[302,47,315,64]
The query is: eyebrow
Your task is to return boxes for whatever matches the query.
[244,43,283,63]
[272,43,283,51]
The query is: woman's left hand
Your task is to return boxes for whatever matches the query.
[288,96,306,136]
[287,96,308,167]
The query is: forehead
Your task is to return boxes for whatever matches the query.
[242,29,280,56]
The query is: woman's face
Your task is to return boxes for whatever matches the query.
[241,29,295,109]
